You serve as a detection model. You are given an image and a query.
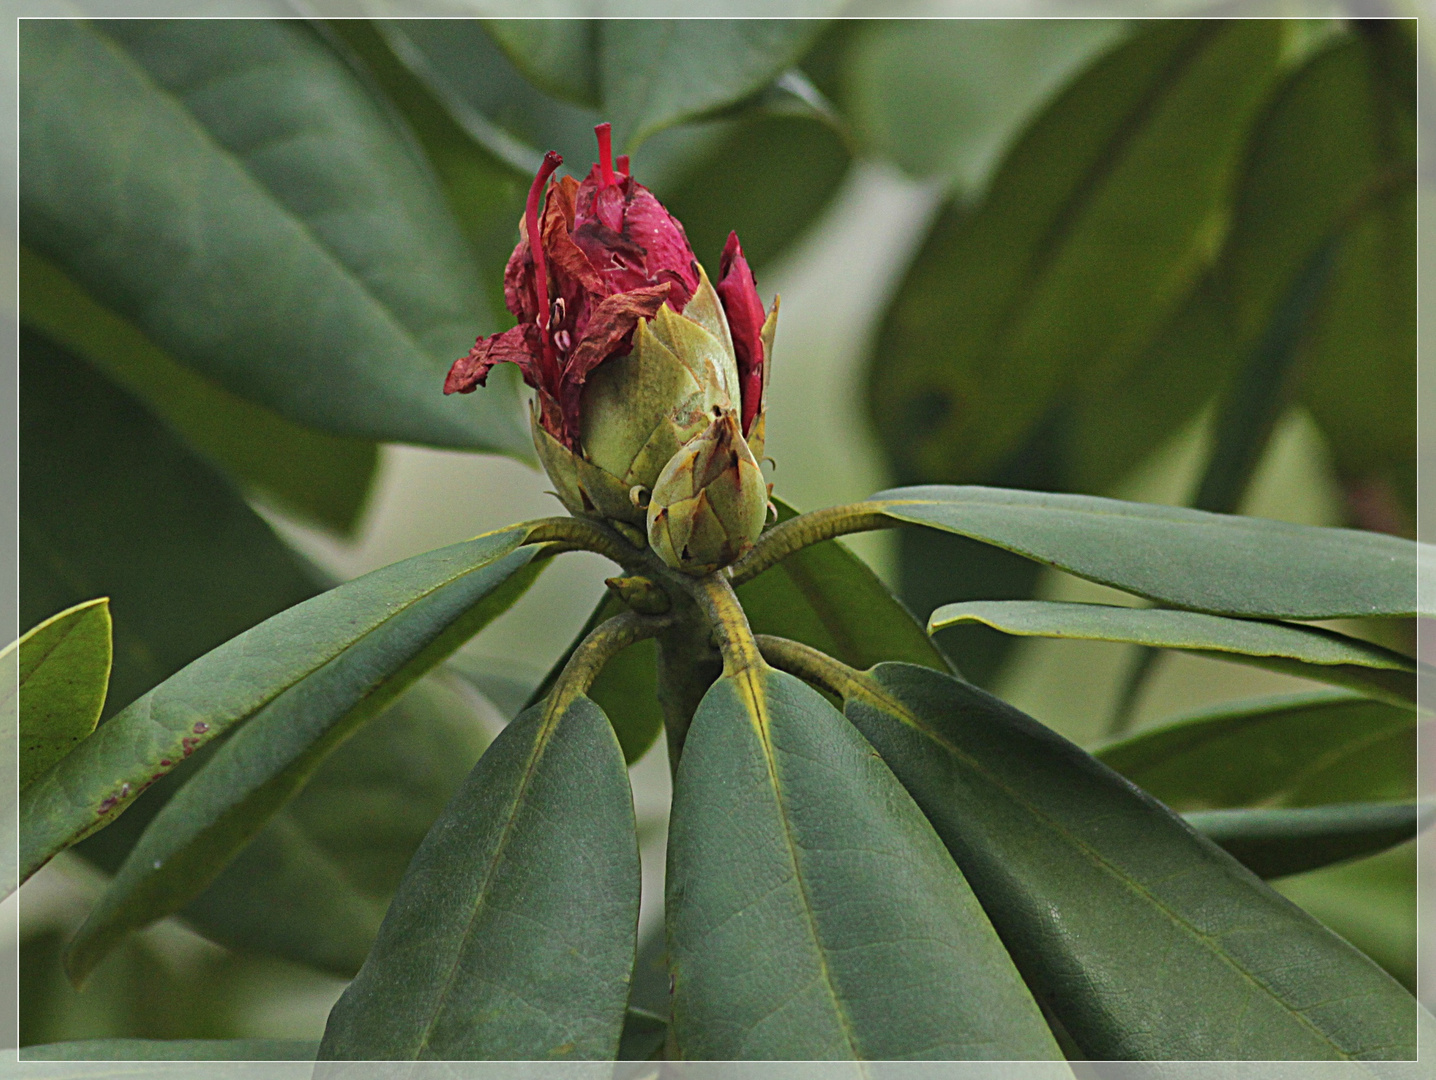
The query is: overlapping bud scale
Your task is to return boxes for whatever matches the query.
[446,124,778,575]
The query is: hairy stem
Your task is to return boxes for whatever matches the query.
[686,574,765,676]
[546,609,670,718]
[523,515,648,571]
[753,634,867,701]
[726,503,892,586]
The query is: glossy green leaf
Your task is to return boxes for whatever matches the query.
[841,662,1416,1059]
[929,600,1418,705]
[178,674,493,976]
[19,19,527,453]
[9,598,111,790]
[1095,691,1417,811]
[19,519,545,888]
[318,695,639,1060]
[841,20,1122,192]
[667,666,1062,1060]
[20,1039,319,1061]
[484,19,600,107]
[603,21,825,149]
[63,539,545,984]
[868,22,1280,485]
[19,246,378,536]
[871,485,1423,618]
[1187,802,1426,880]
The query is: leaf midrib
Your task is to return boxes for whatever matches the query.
[409,701,567,1060]
[739,669,862,1060]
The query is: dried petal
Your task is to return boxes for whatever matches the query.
[444,324,543,395]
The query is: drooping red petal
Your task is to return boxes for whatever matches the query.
[716,231,767,436]
[542,194,606,299]
[558,283,671,442]
[444,324,545,395]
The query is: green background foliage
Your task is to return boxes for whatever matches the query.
[13,14,1421,1059]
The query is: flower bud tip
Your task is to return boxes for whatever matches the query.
[595,123,616,188]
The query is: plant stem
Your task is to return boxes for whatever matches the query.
[546,609,670,718]
[655,607,722,779]
[686,575,765,676]
[726,503,891,586]
[752,633,866,701]
[523,515,648,571]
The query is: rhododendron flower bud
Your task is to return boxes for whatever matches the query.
[445,123,778,569]
[646,408,769,576]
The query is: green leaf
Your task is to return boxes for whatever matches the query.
[20,1039,319,1061]
[1218,28,1415,516]
[20,328,322,732]
[178,674,492,976]
[603,21,826,149]
[1066,273,1237,494]
[841,19,1122,191]
[656,113,850,273]
[1186,802,1426,880]
[318,695,639,1060]
[929,599,1419,705]
[19,519,545,888]
[484,19,600,107]
[871,485,1423,618]
[1094,691,1417,811]
[320,19,532,328]
[62,538,545,984]
[868,21,1281,485]
[9,598,111,790]
[19,19,526,452]
[19,245,379,535]
[841,662,1416,1059]
[667,666,1062,1060]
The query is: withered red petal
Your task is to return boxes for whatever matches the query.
[443,324,544,395]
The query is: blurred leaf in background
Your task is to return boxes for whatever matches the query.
[868,21,1283,681]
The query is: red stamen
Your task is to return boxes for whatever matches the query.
[595,123,616,188]
[525,151,563,373]
[615,154,630,176]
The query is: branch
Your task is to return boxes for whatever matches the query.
[726,503,892,586]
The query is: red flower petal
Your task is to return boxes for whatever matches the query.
[444,324,544,395]
[717,231,766,436]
